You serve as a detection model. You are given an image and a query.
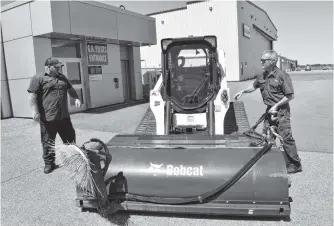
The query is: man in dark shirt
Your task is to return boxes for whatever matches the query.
[234,50,302,174]
[27,57,82,174]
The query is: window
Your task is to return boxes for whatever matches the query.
[178,49,208,67]
[66,62,81,85]
[51,39,81,58]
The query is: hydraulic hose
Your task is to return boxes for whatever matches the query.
[124,143,273,205]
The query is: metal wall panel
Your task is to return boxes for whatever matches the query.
[117,13,154,44]
[89,73,124,108]
[1,25,12,118]
[1,29,8,81]
[30,0,53,36]
[7,79,34,117]
[68,1,156,45]
[1,3,32,42]
[69,1,118,40]
[237,1,276,80]
[1,80,12,118]
[3,36,52,118]
[50,1,71,34]
[3,36,36,80]
[33,37,52,74]
[140,1,240,81]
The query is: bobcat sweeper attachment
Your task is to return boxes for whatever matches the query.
[56,36,291,221]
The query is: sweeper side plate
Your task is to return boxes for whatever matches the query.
[75,134,291,219]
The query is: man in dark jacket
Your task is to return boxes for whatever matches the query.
[234,50,302,174]
[27,57,82,174]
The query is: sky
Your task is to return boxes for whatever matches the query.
[105,0,333,65]
[253,1,333,65]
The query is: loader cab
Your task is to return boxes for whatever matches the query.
[161,36,221,114]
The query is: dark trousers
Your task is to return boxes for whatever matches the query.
[40,118,76,165]
[263,106,301,166]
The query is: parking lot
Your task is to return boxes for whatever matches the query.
[1,70,333,226]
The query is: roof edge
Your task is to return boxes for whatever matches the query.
[246,1,277,31]
[253,24,277,41]
[146,0,206,16]
[146,6,187,16]
[1,0,34,13]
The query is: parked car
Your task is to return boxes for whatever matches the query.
[305,65,311,71]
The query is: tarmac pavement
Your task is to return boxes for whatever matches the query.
[1,71,333,226]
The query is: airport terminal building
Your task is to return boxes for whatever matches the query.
[1,0,156,119]
[139,0,278,82]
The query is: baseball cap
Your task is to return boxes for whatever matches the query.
[44,57,63,67]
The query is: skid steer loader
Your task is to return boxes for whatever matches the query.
[66,36,292,221]
[135,35,248,135]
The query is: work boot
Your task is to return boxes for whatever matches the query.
[44,162,55,174]
[287,163,302,174]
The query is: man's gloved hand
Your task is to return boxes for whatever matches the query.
[268,105,278,114]
[32,111,40,122]
[75,99,81,108]
[234,90,244,100]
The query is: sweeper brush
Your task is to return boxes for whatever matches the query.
[55,36,292,220]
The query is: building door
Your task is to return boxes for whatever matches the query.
[121,60,132,102]
[58,58,87,113]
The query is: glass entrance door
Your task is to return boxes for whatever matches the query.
[58,58,87,113]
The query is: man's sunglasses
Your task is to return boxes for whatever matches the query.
[48,65,63,69]
[261,59,273,63]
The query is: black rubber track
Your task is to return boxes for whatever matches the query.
[134,107,156,135]
[133,101,250,135]
[225,101,251,134]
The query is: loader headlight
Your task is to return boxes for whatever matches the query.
[204,36,217,49]
[161,39,173,51]
[221,90,228,103]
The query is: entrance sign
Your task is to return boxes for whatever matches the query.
[85,36,107,42]
[87,43,108,65]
